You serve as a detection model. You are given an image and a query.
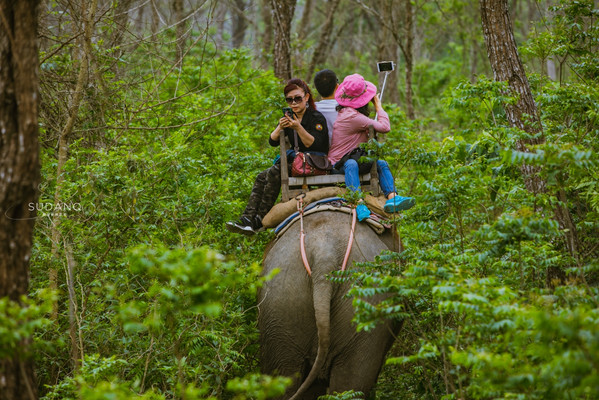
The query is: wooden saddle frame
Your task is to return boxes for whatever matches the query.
[279,125,382,202]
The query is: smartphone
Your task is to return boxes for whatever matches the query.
[377,61,395,72]
[282,107,295,118]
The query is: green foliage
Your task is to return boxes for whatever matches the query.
[26,2,599,399]
[451,294,599,399]
[126,245,230,323]
[33,43,276,399]
[0,289,55,358]
[42,354,170,400]
[346,8,599,395]
[318,390,365,400]
[226,373,291,400]
[522,0,599,81]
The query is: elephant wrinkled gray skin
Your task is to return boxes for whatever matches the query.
[258,210,402,399]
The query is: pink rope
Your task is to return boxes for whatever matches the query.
[297,194,311,276]
[341,207,357,272]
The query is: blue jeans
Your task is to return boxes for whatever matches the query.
[333,159,396,197]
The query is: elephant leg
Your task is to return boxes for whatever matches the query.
[327,325,396,397]
[305,379,328,398]
[263,357,327,400]
[328,361,379,398]
[283,378,327,400]
[259,338,308,378]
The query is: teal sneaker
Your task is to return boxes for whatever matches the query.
[356,204,371,221]
[384,196,415,213]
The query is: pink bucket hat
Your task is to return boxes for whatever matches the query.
[335,73,377,108]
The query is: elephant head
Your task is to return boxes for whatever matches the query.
[258,210,402,399]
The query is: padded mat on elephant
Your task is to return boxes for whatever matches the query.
[262,187,394,229]
[272,197,390,237]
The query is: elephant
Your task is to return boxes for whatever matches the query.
[258,210,402,399]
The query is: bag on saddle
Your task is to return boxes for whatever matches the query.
[289,130,332,177]
[291,152,332,177]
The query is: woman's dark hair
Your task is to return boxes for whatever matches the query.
[284,78,317,110]
[336,103,371,117]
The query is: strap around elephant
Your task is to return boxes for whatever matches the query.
[341,207,357,272]
[296,193,311,276]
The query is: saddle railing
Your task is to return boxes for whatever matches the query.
[279,125,381,202]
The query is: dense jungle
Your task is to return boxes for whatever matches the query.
[1,0,598,399]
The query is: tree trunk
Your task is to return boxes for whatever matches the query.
[0,0,41,398]
[271,0,296,81]
[297,0,313,43]
[470,37,479,83]
[173,0,186,66]
[135,0,146,35]
[377,0,400,105]
[547,58,557,80]
[305,0,341,82]
[215,1,227,49]
[355,0,414,115]
[110,0,134,53]
[150,0,161,42]
[480,0,579,270]
[260,0,273,65]
[231,0,248,48]
[480,0,544,192]
[404,0,415,119]
[65,239,82,372]
[354,0,414,116]
[49,0,97,319]
[108,0,134,78]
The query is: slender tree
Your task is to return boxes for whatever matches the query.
[271,0,296,80]
[297,0,313,43]
[150,0,161,42]
[305,0,341,82]
[173,0,186,66]
[377,0,400,104]
[0,0,41,398]
[356,0,415,118]
[403,0,415,119]
[480,0,544,190]
[110,0,134,53]
[260,0,273,65]
[49,0,97,321]
[480,0,579,271]
[231,0,248,48]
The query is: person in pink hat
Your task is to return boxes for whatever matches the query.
[328,73,415,220]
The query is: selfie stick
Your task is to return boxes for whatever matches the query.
[375,71,391,121]
[379,70,391,104]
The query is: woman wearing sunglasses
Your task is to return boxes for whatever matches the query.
[226,78,329,235]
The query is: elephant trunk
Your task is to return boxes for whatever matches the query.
[289,277,332,400]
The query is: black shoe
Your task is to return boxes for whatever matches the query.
[252,215,265,233]
[226,216,257,236]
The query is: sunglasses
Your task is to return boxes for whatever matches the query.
[285,95,305,104]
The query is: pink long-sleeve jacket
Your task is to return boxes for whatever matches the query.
[327,107,391,165]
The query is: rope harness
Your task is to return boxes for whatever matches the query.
[296,194,311,276]
[296,194,357,276]
[341,207,357,272]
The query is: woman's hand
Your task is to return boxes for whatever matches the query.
[275,113,313,147]
[270,120,284,141]
[279,114,301,130]
[278,116,290,128]
[372,94,382,111]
